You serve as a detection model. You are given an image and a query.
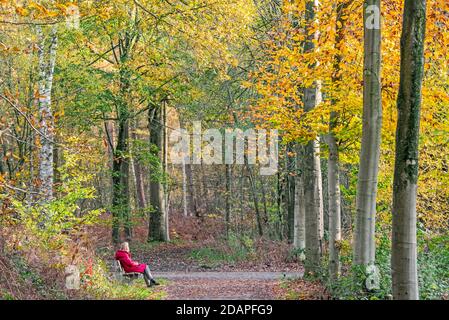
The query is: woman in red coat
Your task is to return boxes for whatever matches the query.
[115,242,159,287]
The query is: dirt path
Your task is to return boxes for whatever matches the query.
[154,272,303,300]
[127,242,327,300]
[133,242,303,273]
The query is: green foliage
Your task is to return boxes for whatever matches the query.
[84,260,166,300]
[287,247,305,263]
[327,229,449,300]
[418,233,449,299]
[0,292,15,300]
[131,140,168,185]
[11,152,103,242]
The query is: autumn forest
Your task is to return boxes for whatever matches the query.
[0,0,448,301]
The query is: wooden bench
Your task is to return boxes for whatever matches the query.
[114,260,143,283]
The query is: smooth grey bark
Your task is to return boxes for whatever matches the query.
[225,164,232,238]
[131,120,147,210]
[328,132,341,279]
[148,102,169,242]
[108,11,141,242]
[302,0,323,274]
[163,102,170,241]
[294,145,306,258]
[260,177,269,231]
[111,44,137,243]
[353,0,382,267]
[181,156,188,217]
[37,26,58,202]
[112,117,131,243]
[133,156,146,209]
[246,163,263,237]
[286,143,296,243]
[327,0,349,280]
[315,133,324,245]
[391,0,426,300]
[185,163,199,216]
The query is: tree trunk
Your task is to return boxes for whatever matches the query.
[131,120,147,209]
[148,102,168,242]
[225,164,232,238]
[303,0,323,275]
[353,0,382,267]
[246,163,263,237]
[112,118,131,243]
[181,156,188,217]
[315,135,324,246]
[328,132,342,279]
[327,0,349,280]
[37,26,58,202]
[185,163,198,216]
[260,177,269,230]
[110,26,140,243]
[391,0,426,300]
[286,143,296,243]
[294,145,306,257]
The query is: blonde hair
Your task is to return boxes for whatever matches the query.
[119,242,130,252]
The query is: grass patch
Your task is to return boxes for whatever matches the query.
[325,231,449,300]
[83,260,167,300]
[189,234,255,267]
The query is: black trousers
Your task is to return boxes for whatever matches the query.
[143,265,153,285]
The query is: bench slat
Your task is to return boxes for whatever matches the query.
[115,261,142,278]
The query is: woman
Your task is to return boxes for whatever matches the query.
[115,242,159,287]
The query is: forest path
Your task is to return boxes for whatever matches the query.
[154,272,303,300]
[132,242,310,300]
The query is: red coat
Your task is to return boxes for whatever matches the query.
[115,250,146,273]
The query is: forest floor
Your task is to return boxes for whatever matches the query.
[124,241,328,300]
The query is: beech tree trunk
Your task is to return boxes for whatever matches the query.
[294,145,306,256]
[327,0,349,280]
[112,117,131,243]
[246,162,263,237]
[303,0,323,274]
[391,0,426,300]
[131,120,147,209]
[110,24,139,243]
[353,0,382,267]
[181,156,188,217]
[328,132,342,279]
[286,143,296,243]
[37,26,58,202]
[148,102,169,242]
[185,163,198,216]
[315,135,324,245]
[225,164,232,238]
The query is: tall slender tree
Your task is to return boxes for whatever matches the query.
[328,0,350,281]
[391,0,427,300]
[353,0,382,268]
[303,0,323,274]
[294,145,306,260]
[148,100,169,242]
[37,26,58,202]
